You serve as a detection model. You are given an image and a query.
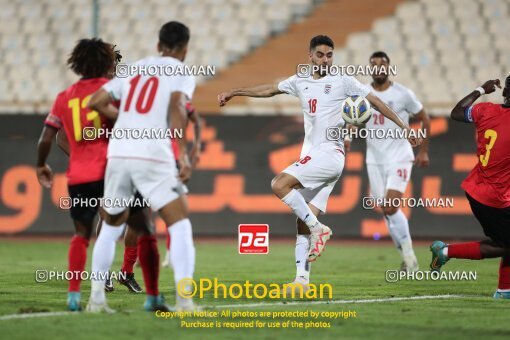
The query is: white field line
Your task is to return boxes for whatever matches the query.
[212,294,465,309]
[0,294,465,321]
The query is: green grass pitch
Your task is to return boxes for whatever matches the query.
[0,239,509,339]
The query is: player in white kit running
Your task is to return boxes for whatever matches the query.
[218,36,421,289]
[348,51,430,272]
[85,21,197,312]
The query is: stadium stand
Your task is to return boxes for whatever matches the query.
[0,0,508,114]
[0,0,318,113]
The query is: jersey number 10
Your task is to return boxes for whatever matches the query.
[124,75,159,114]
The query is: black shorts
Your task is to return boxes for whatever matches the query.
[68,180,104,223]
[466,192,510,246]
[68,180,148,223]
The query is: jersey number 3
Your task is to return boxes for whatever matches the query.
[479,129,498,167]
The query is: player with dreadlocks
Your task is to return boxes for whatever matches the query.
[36,38,166,311]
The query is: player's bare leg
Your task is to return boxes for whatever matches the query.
[159,195,198,311]
[271,172,332,262]
[67,219,94,311]
[382,189,418,272]
[285,204,321,295]
[87,209,129,313]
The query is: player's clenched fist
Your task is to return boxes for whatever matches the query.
[218,92,233,106]
[481,79,502,94]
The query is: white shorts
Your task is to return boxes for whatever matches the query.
[103,157,185,215]
[367,162,413,200]
[282,143,345,213]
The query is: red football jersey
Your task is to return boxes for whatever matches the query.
[45,78,112,185]
[462,102,510,208]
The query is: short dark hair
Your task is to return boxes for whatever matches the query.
[159,21,190,50]
[309,35,334,51]
[505,74,510,89]
[370,51,390,63]
[67,38,117,78]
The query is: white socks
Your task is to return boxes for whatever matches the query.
[295,235,311,283]
[169,218,195,302]
[385,209,413,257]
[90,221,125,303]
[282,189,319,231]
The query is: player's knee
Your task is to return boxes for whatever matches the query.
[103,209,129,226]
[271,176,287,197]
[73,220,93,239]
[383,206,398,216]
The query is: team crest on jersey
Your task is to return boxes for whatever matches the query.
[324,84,331,94]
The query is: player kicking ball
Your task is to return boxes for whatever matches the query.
[86,21,197,312]
[430,77,510,299]
[346,51,430,272]
[218,35,421,290]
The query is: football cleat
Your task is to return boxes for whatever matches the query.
[67,292,82,312]
[308,224,332,262]
[403,253,419,273]
[85,300,115,314]
[144,294,173,312]
[176,295,201,312]
[283,277,310,296]
[104,272,114,292]
[118,273,143,293]
[430,240,449,272]
[493,290,510,299]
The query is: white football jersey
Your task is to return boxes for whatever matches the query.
[103,56,195,163]
[278,74,371,157]
[365,82,422,164]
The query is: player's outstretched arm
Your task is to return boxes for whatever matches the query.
[218,83,283,106]
[451,79,501,122]
[88,88,119,120]
[36,126,58,188]
[366,93,421,147]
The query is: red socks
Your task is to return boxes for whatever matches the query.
[447,242,483,260]
[121,246,138,274]
[137,235,160,296]
[498,256,510,290]
[68,235,89,292]
[447,243,510,291]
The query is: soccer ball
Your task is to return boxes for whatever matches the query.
[341,95,372,126]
